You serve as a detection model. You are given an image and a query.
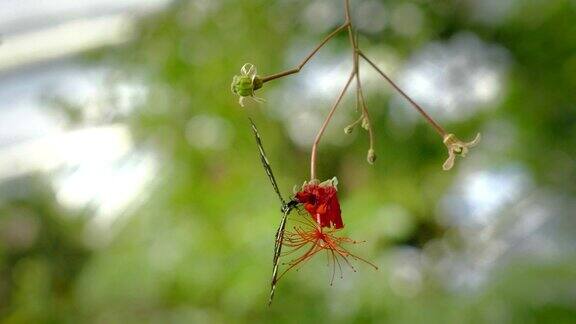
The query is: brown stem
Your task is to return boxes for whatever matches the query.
[345,3,375,154]
[359,51,447,137]
[260,22,351,83]
[310,71,355,180]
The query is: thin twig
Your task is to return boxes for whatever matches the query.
[359,51,447,137]
[310,71,355,180]
[260,21,350,83]
[344,0,375,154]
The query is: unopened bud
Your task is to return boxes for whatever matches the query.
[231,63,264,107]
[367,149,377,164]
[361,117,370,130]
[344,125,354,134]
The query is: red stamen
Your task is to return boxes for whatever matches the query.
[278,217,378,282]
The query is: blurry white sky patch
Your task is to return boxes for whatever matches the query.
[0,125,131,181]
[0,0,170,72]
[0,63,153,242]
[502,191,576,259]
[0,0,169,35]
[0,122,158,245]
[391,32,510,124]
[0,15,135,72]
[0,101,61,147]
[0,62,146,146]
[269,50,354,148]
[0,62,94,146]
[54,149,157,245]
[302,62,350,99]
[440,164,533,228]
[432,189,575,293]
[0,0,168,244]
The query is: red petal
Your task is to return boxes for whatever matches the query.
[295,182,344,229]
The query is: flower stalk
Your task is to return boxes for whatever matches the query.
[310,71,355,180]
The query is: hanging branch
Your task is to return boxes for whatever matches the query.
[232,0,480,172]
[234,0,483,306]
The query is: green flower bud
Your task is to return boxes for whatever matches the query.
[231,75,260,97]
[344,125,354,134]
[231,63,264,107]
[367,149,376,164]
[361,117,370,130]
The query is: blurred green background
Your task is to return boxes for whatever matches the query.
[1,0,576,323]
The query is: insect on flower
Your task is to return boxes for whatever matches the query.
[278,177,378,284]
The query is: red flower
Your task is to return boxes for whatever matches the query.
[279,213,378,283]
[295,177,343,229]
[274,177,377,283]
